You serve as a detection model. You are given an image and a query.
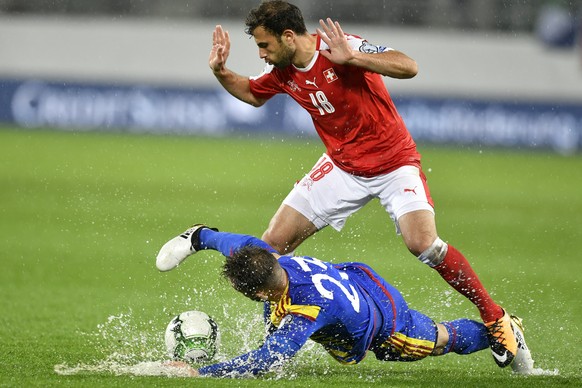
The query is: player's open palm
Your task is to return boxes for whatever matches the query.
[209,25,231,73]
[316,18,354,65]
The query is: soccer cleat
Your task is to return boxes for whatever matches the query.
[510,315,535,374]
[485,308,518,368]
[156,224,208,272]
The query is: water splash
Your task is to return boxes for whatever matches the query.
[53,284,565,379]
[54,360,193,377]
[513,368,560,377]
[54,284,272,377]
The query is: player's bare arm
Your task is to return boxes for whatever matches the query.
[209,25,267,107]
[316,18,417,79]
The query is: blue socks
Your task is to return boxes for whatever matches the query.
[198,229,278,257]
[441,319,489,355]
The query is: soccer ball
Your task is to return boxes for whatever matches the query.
[164,310,220,363]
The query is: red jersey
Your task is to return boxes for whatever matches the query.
[248,34,421,177]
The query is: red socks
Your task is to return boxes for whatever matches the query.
[434,244,503,323]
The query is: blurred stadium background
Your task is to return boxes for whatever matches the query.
[0,0,579,31]
[1,2,582,385]
[0,0,581,152]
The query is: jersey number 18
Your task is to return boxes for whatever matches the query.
[309,91,335,115]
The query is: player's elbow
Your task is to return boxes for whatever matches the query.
[244,96,267,107]
[398,59,418,79]
[250,98,267,108]
[387,52,418,79]
[407,60,418,78]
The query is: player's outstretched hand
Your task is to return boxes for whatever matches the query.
[316,18,354,65]
[209,25,231,74]
[163,361,200,377]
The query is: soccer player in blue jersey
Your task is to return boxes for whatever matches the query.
[156,225,534,378]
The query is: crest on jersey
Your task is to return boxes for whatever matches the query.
[278,314,294,328]
[301,176,314,191]
[359,41,387,53]
[323,68,338,83]
[287,79,301,92]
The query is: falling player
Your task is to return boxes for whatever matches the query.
[157,225,534,377]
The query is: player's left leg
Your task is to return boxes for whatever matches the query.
[436,316,535,375]
[156,224,215,271]
[509,315,535,374]
[399,210,517,367]
[156,225,279,271]
[373,308,488,362]
[435,319,489,356]
[372,309,439,362]
[399,210,504,323]
[383,168,505,326]
[374,165,516,367]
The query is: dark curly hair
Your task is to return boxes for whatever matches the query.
[245,0,308,37]
[222,245,280,301]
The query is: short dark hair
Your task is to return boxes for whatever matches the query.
[245,0,308,37]
[222,245,279,301]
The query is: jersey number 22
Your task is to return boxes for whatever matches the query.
[292,256,360,313]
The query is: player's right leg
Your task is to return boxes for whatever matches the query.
[261,204,318,255]
[265,153,370,254]
[156,225,279,271]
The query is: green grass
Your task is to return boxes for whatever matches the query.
[1,127,581,387]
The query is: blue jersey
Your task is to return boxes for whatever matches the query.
[197,232,437,377]
[269,257,378,364]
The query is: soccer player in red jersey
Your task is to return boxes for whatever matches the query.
[207,0,517,367]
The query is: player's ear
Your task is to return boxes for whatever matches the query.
[282,29,295,44]
[255,291,269,302]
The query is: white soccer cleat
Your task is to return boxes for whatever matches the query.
[156,225,206,272]
[510,315,535,374]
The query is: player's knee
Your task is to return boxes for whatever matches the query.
[261,229,281,252]
[262,221,317,255]
[431,323,450,356]
[261,229,293,255]
[404,233,437,256]
[416,237,448,267]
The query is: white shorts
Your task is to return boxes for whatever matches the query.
[283,154,435,233]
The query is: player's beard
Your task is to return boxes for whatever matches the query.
[271,43,295,69]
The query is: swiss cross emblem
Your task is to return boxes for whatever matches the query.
[323,68,338,83]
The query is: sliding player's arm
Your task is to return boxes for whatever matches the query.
[198,314,318,377]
